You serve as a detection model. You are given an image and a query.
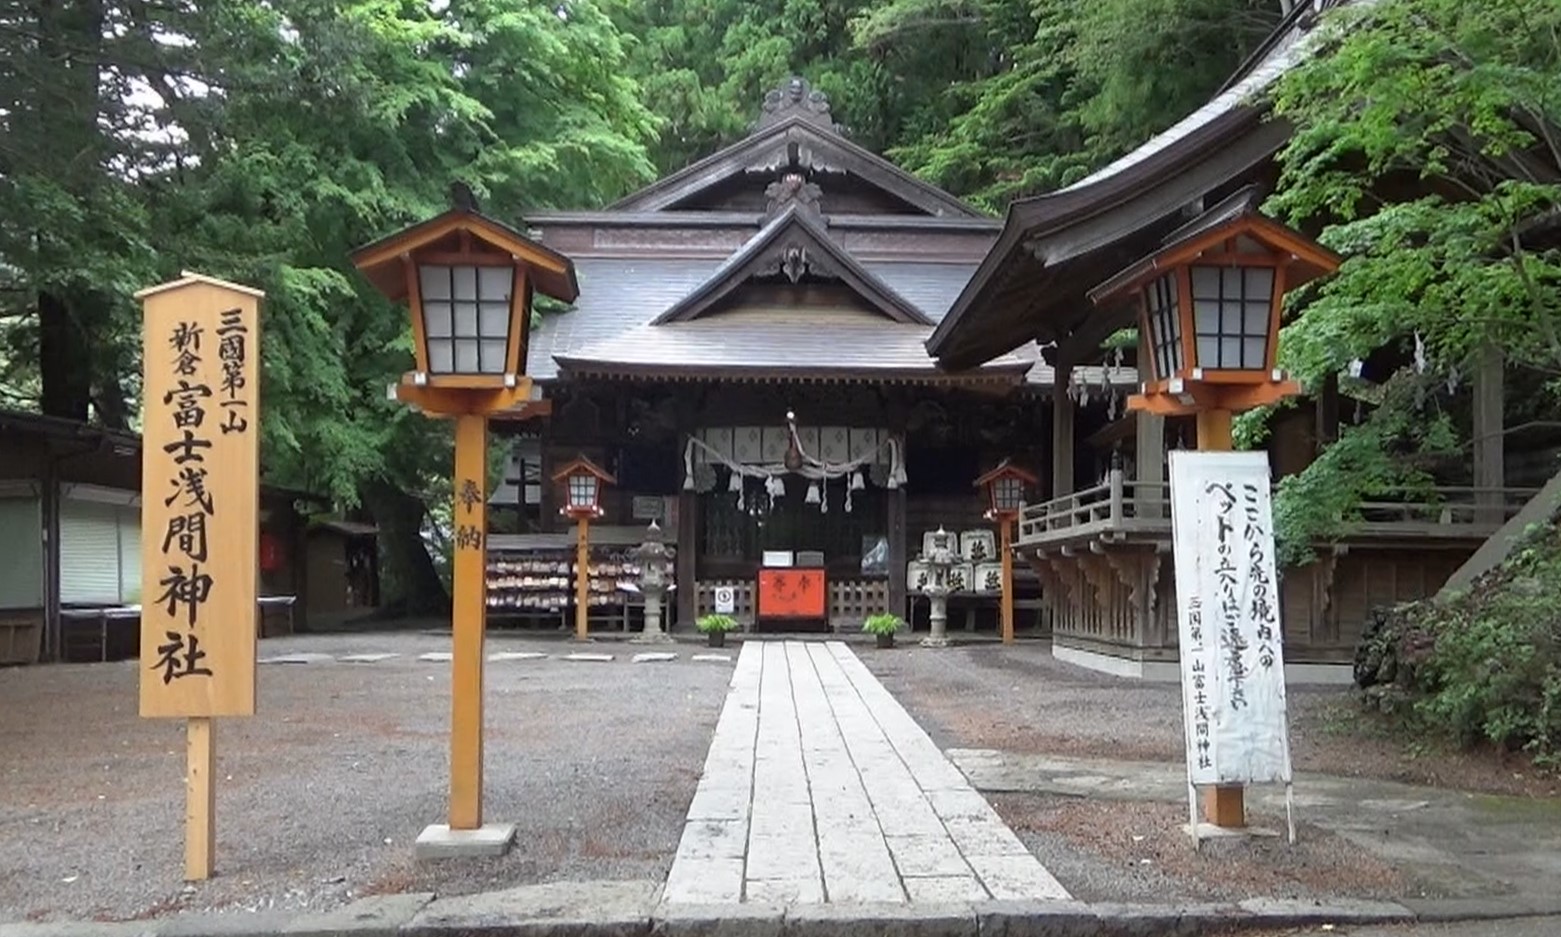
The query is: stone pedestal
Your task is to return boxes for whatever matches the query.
[633,592,674,644]
[414,822,516,860]
[922,593,950,647]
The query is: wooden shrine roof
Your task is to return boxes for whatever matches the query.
[517,76,1045,388]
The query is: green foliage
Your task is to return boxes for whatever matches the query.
[1362,520,1561,768]
[612,0,1278,206]
[1263,0,1561,554]
[1,0,656,610]
[1270,375,1457,566]
[697,613,740,633]
[861,612,904,636]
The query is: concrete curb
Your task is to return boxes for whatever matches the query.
[11,882,1561,937]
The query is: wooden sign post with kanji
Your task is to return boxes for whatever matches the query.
[136,271,263,882]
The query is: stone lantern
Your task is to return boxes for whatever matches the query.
[631,520,675,644]
[919,527,958,648]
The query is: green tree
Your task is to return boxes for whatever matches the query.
[1264,0,1561,557]
[2,0,656,613]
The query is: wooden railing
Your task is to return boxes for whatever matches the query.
[1016,470,1537,548]
[1016,471,1169,544]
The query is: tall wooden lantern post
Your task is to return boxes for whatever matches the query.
[1088,188,1339,832]
[974,460,1038,645]
[351,200,578,857]
[552,456,615,641]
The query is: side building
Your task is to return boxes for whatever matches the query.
[924,1,1539,680]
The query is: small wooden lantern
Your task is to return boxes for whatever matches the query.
[1088,188,1340,417]
[974,459,1038,521]
[351,203,578,393]
[553,455,615,520]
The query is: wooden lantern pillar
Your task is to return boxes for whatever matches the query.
[351,198,579,855]
[552,456,616,642]
[1088,189,1340,832]
[974,460,1039,644]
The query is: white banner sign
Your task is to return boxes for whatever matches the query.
[1168,451,1293,788]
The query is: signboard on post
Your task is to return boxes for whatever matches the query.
[136,271,262,882]
[1168,451,1295,841]
[138,273,262,719]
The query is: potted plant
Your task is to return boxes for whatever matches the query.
[862,613,904,649]
[697,613,739,648]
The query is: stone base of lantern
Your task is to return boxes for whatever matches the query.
[1184,822,1280,841]
[415,822,516,860]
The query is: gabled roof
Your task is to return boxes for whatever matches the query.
[351,207,579,302]
[1087,185,1343,305]
[652,204,931,325]
[610,114,986,219]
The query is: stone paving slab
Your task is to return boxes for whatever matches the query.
[662,640,1071,906]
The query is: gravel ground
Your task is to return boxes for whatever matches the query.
[991,794,1414,903]
[859,642,1555,905]
[0,632,731,923]
[860,642,1559,797]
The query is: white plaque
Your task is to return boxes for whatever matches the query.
[1169,451,1294,791]
[713,585,736,614]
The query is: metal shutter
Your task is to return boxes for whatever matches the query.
[118,505,142,604]
[60,499,124,604]
[0,497,44,608]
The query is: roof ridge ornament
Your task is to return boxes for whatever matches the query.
[758,76,836,132]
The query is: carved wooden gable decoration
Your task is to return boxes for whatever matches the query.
[611,78,985,219]
[651,204,931,325]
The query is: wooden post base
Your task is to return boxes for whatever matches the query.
[1203,784,1246,828]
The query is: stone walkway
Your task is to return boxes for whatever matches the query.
[663,640,1070,904]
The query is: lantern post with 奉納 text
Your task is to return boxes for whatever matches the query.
[1088,187,1340,833]
[552,456,615,641]
[975,460,1038,645]
[136,271,263,882]
[351,197,578,858]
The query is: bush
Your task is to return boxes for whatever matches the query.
[1357,521,1561,768]
[862,613,903,636]
[696,613,739,634]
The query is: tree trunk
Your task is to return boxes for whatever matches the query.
[33,0,108,424]
[359,479,450,618]
[38,291,92,421]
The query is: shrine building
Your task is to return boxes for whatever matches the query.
[487,78,1134,636]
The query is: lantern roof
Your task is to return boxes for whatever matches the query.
[1086,186,1340,308]
[550,454,616,486]
[351,206,580,305]
[973,458,1039,490]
